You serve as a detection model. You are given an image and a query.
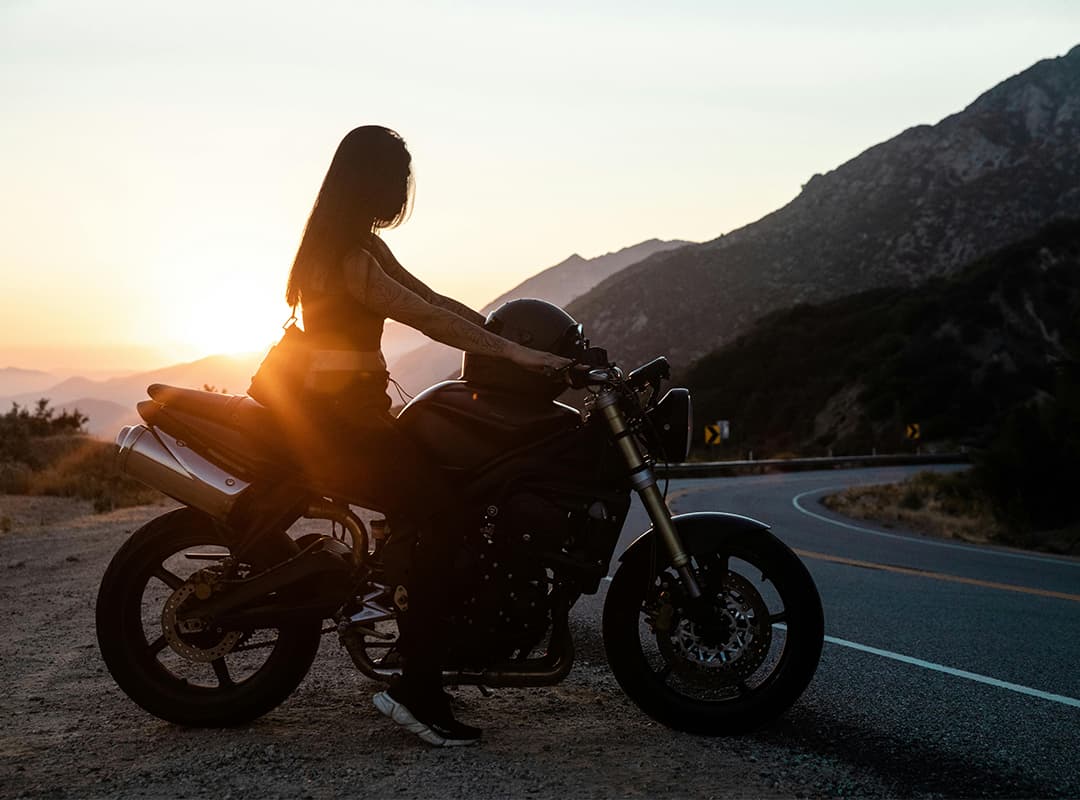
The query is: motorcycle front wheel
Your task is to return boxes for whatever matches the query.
[95,508,323,727]
[602,527,824,734]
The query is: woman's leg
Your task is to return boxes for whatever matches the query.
[328,410,480,743]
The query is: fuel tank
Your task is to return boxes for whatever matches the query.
[396,380,581,472]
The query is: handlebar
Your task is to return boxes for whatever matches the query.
[566,363,619,389]
[566,354,670,395]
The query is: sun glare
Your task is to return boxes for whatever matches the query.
[179,308,280,358]
[146,237,291,360]
[160,278,284,360]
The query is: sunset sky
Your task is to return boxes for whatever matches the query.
[2,1,1077,374]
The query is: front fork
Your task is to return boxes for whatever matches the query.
[595,391,702,599]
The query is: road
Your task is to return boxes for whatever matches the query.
[4,465,1078,798]
[604,465,1080,798]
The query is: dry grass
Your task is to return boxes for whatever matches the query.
[823,471,1003,545]
[2,436,162,512]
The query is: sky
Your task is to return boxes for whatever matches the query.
[2,1,1078,374]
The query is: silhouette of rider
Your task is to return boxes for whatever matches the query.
[282,126,571,745]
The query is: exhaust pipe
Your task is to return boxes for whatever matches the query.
[115,425,250,520]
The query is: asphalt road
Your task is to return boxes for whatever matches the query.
[596,465,1080,798]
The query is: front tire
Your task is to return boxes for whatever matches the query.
[602,527,823,734]
[96,508,323,726]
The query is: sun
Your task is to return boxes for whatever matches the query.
[162,282,285,360]
[183,309,281,357]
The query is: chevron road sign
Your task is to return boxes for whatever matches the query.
[704,420,730,445]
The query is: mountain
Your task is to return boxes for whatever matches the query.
[684,219,1080,456]
[567,45,1080,372]
[388,238,691,394]
[0,367,58,398]
[54,397,141,439]
[381,321,429,362]
[0,353,262,426]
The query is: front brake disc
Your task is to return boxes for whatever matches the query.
[657,570,772,681]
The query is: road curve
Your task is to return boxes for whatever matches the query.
[640,465,1080,798]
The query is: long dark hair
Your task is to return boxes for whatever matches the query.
[286,126,413,308]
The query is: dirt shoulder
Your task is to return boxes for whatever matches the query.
[0,495,880,799]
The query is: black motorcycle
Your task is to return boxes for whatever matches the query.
[95,300,824,734]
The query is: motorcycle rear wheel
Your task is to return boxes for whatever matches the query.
[602,527,823,734]
[95,508,323,727]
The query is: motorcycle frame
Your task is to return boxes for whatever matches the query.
[339,376,717,688]
[118,363,715,687]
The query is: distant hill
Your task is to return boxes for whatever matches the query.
[388,238,691,394]
[0,367,58,398]
[381,321,429,362]
[568,45,1080,372]
[55,397,140,439]
[684,219,1080,457]
[0,353,262,427]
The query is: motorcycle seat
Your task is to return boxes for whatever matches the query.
[139,384,299,479]
[146,384,268,429]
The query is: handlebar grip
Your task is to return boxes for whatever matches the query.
[567,364,595,389]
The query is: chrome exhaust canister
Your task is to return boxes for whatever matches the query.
[115,425,251,520]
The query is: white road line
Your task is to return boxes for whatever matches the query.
[792,487,1080,567]
[822,633,1080,710]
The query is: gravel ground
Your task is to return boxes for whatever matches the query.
[0,495,891,799]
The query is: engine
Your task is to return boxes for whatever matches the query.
[447,489,630,665]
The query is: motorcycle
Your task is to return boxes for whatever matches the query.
[95,302,824,734]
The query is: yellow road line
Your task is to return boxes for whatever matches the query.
[794,549,1080,603]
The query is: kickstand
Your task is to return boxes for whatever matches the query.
[477,685,494,698]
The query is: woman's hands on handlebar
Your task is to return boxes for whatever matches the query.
[509,345,574,377]
[508,344,620,385]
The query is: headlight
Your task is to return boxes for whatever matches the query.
[646,388,691,462]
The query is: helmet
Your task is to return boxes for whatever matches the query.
[461,299,586,399]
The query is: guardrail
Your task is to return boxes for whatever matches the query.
[655,452,970,479]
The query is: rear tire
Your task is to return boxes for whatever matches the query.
[602,527,823,734]
[96,508,323,726]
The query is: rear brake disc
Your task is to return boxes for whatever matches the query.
[161,571,242,663]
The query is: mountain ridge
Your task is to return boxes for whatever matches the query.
[684,218,1080,456]
[386,237,692,394]
[0,367,58,398]
[567,45,1080,370]
[0,353,263,427]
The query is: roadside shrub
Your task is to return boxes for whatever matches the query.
[0,462,33,494]
[26,438,161,510]
[973,359,1080,551]
[1,399,161,512]
[898,488,924,511]
[0,400,88,466]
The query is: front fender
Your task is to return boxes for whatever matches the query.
[618,511,770,564]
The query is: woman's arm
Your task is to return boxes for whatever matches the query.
[367,236,487,326]
[343,250,570,373]
[429,292,487,327]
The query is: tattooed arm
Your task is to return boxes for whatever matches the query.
[429,292,487,327]
[367,236,487,326]
[343,250,570,373]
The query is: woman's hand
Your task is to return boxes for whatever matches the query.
[510,345,574,377]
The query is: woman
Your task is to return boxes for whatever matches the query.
[283,126,571,746]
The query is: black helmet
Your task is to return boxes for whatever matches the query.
[461,299,586,399]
